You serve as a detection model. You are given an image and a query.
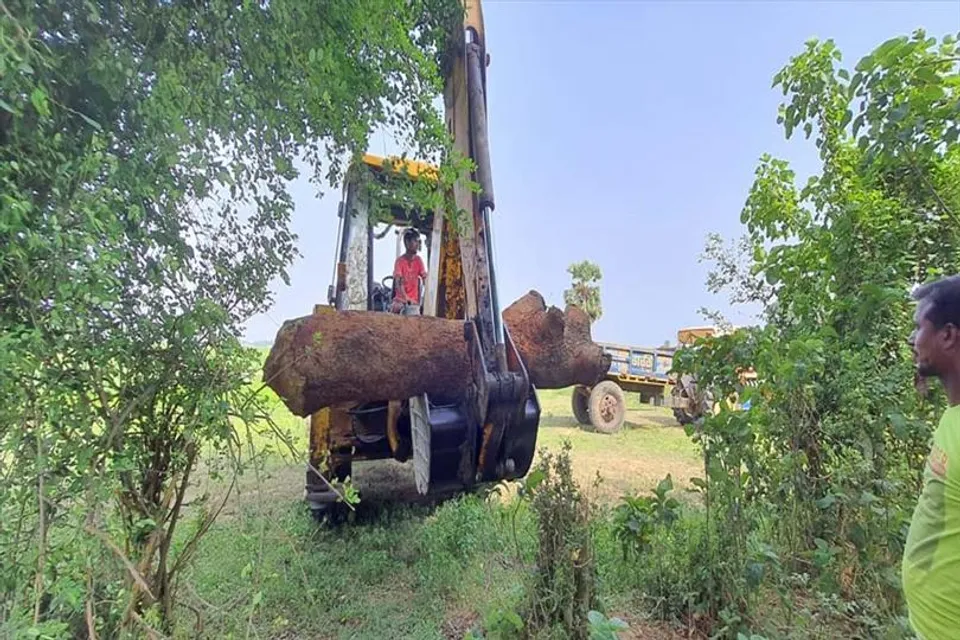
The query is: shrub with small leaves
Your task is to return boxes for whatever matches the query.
[612,474,681,559]
[526,441,598,640]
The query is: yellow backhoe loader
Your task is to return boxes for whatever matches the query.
[303,0,542,517]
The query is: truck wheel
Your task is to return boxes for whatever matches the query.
[589,381,626,434]
[571,385,591,425]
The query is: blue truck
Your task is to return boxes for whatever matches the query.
[571,342,676,434]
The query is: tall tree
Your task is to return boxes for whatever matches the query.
[564,260,603,323]
[675,29,960,632]
[0,0,461,635]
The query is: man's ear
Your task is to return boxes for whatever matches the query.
[943,323,960,351]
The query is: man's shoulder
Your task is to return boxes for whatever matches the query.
[936,408,960,450]
[929,407,960,479]
[940,406,960,426]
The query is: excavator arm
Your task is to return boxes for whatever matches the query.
[413,0,541,491]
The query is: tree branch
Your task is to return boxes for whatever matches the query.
[84,525,155,600]
[168,472,238,579]
[901,141,957,223]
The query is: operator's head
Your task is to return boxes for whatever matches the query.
[403,228,419,255]
[911,275,960,379]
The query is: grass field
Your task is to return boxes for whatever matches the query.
[536,389,701,503]
[178,387,703,639]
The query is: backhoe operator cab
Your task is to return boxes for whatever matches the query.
[305,154,440,517]
[326,154,436,317]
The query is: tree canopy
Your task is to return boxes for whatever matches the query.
[563,260,603,323]
[674,29,960,631]
[0,0,461,635]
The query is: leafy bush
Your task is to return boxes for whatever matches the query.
[526,442,599,639]
[0,0,462,634]
[612,475,681,559]
[669,28,960,638]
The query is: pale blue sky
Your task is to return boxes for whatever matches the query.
[244,0,960,347]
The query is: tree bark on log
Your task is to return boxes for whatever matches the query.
[264,292,610,417]
[502,290,611,389]
[263,307,471,417]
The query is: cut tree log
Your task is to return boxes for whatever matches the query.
[502,290,611,389]
[263,291,611,417]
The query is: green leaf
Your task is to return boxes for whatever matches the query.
[816,494,837,509]
[524,469,546,492]
[850,72,864,93]
[921,85,945,101]
[916,66,940,84]
[609,617,628,630]
[504,610,523,629]
[852,113,865,136]
[840,109,852,129]
[875,36,906,63]
[76,111,103,131]
[30,88,50,117]
[655,474,674,496]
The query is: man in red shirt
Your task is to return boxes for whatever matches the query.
[392,229,427,315]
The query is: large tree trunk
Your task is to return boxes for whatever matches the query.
[502,290,611,389]
[263,306,471,416]
[264,292,610,417]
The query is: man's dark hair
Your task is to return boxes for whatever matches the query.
[913,275,960,328]
[403,228,419,243]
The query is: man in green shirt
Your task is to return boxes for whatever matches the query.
[904,275,960,638]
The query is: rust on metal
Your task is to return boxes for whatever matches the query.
[386,400,402,457]
[310,408,331,460]
[477,422,494,472]
[336,262,347,293]
[437,216,466,320]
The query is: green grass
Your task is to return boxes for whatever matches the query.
[177,489,694,639]
[177,495,533,639]
[533,388,701,502]
[177,360,702,639]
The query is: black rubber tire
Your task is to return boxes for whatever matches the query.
[671,384,714,426]
[308,500,354,526]
[588,381,626,434]
[671,382,699,425]
[571,386,591,425]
